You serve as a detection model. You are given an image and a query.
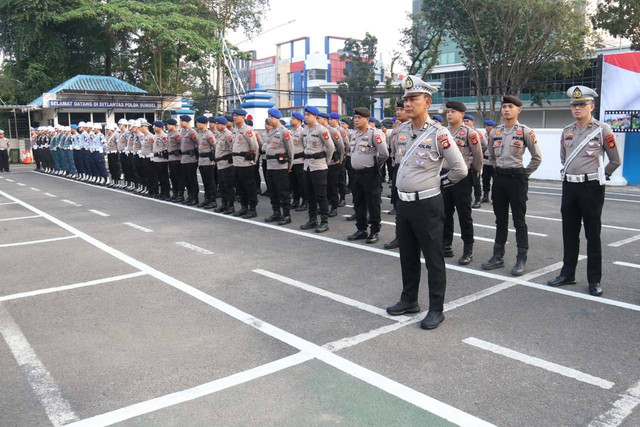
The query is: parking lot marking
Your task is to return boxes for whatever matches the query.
[66,352,313,427]
[530,185,640,199]
[0,214,41,222]
[123,222,153,233]
[472,222,548,237]
[528,190,640,204]
[30,187,40,192]
[254,269,408,321]
[589,380,640,427]
[463,337,615,390]
[0,235,77,248]
[5,178,14,182]
[62,199,82,207]
[175,241,214,254]
[26,176,640,313]
[43,193,57,198]
[614,261,640,270]
[2,189,494,427]
[0,304,79,426]
[88,209,110,217]
[379,219,499,243]
[608,234,640,248]
[0,272,147,302]
[16,182,26,186]
[0,201,18,205]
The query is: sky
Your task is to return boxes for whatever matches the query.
[227,0,412,73]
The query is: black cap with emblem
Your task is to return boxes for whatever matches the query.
[502,95,523,107]
[445,100,466,112]
[354,107,371,118]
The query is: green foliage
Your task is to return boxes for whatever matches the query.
[398,12,443,78]
[337,33,380,116]
[593,0,640,50]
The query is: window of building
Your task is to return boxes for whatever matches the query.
[308,69,327,80]
[57,112,70,125]
[69,112,91,125]
[92,112,106,123]
[309,87,326,100]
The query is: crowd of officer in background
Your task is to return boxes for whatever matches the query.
[25,77,622,330]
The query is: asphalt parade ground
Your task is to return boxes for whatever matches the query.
[1,164,639,426]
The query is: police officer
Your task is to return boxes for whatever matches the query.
[318,112,345,217]
[384,100,411,250]
[330,113,350,206]
[152,121,171,200]
[347,107,389,244]
[432,114,444,124]
[341,117,355,193]
[482,95,542,276]
[213,116,236,214]
[263,108,294,225]
[547,86,622,297]
[50,126,62,173]
[128,120,144,191]
[481,119,496,203]
[463,113,485,209]
[300,105,334,233]
[65,125,78,177]
[138,120,157,195]
[179,115,199,205]
[289,112,307,211]
[231,109,260,218]
[165,118,185,203]
[105,123,122,187]
[91,123,110,185]
[442,101,482,265]
[195,115,217,209]
[71,123,85,179]
[386,75,467,330]
[0,130,9,172]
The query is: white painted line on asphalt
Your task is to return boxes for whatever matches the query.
[530,185,640,199]
[16,182,26,186]
[528,190,640,204]
[254,269,408,322]
[0,201,18,205]
[0,303,79,426]
[30,187,40,192]
[3,189,493,427]
[33,173,640,313]
[614,261,640,270]
[176,241,214,254]
[5,178,14,182]
[0,235,77,248]
[88,209,110,217]
[123,222,153,233]
[43,192,57,198]
[608,234,640,248]
[589,380,640,427]
[0,272,147,302]
[379,219,498,243]
[62,199,82,207]
[473,223,548,237]
[463,337,614,390]
[67,352,313,427]
[0,215,41,222]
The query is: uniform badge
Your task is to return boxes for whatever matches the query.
[494,141,502,147]
[363,136,369,141]
[341,130,347,137]
[399,134,408,141]
[322,130,329,140]
[512,141,522,147]
[273,143,277,148]
[470,133,478,145]
[529,130,538,144]
[398,148,403,155]
[496,131,502,136]
[375,134,382,144]
[586,149,595,156]
[426,138,433,143]
[588,141,598,147]
[361,147,366,152]
[417,151,427,158]
[162,137,167,142]
[605,134,616,149]
[564,141,571,147]
[285,132,291,141]
[416,160,424,166]
[459,130,466,137]
[176,135,181,141]
[516,130,523,136]
[312,141,317,147]
[513,147,521,154]
[208,137,214,143]
[333,131,339,140]
[567,132,574,138]
[441,141,450,150]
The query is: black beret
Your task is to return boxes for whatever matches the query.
[445,101,466,113]
[353,107,371,118]
[396,100,405,108]
[502,95,523,107]
[224,115,233,122]
[164,118,177,126]
[246,119,253,126]
[179,115,192,122]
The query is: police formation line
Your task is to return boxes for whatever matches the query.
[27,77,621,330]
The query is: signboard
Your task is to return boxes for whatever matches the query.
[601,52,640,133]
[48,100,158,109]
[251,56,276,69]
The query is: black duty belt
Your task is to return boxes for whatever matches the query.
[266,154,288,160]
[352,166,376,175]
[182,149,197,156]
[293,152,305,159]
[232,151,249,157]
[169,150,182,156]
[153,151,169,158]
[215,153,233,162]
[304,152,326,160]
[495,167,525,176]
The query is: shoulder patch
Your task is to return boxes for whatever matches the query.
[284,131,291,141]
[176,134,181,142]
[470,133,479,145]
[375,134,382,144]
[208,136,214,143]
[341,130,347,138]
[438,133,450,149]
[322,130,329,140]
[605,133,616,149]
[162,136,167,143]
[247,130,253,138]
[333,131,339,140]
[529,130,537,144]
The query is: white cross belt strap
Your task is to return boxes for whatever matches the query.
[561,127,602,180]
[398,125,437,173]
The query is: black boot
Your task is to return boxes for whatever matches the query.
[291,201,299,209]
[338,198,346,207]
[442,243,454,258]
[242,208,257,219]
[384,238,399,249]
[481,192,489,203]
[328,207,338,217]
[295,202,308,212]
[458,243,473,265]
[233,206,248,217]
[278,208,292,225]
[472,200,481,209]
[511,248,527,276]
[197,198,209,208]
[204,200,217,210]
[300,217,317,230]
[315,216,329,233]
[214,202,227,213]
[265,210,281,223]
[482,244,505,270]
[223,204,235,215]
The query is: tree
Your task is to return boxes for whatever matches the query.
[593,0,640,50]
[337,33,380,115]
[421,0,593,120]
[397,11,443,79]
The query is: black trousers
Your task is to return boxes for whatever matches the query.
[218,166,235,205]
[471,169,482,201]
[73,150,84,174]
[42,148,53,169]
[390,165,398,208]
[107,153,121,181]
[338,162,347,198]
[182,162,199,201]
[254,163,262,192]
[327,164,341,209]
[261,159,269,194]
[120,152,130,182]
[143,158,158,195]
[34,148,41,169]
[129,154,141,185]
[396,195,446,311]
[442,174,474,245]
[303,168,329,218]
[560,180,605,283]
[345,156,353,190]
[168,160,185,195]
[482,164,494,195]
[199,164,216,201]
[290,163,305,204]
[492,173,528,249]
[266,168,291,211]
[236,165,258,208]
[155,162,170,196]
[0,150,9,172]
[136,156,145,186]
[352,168,382,233]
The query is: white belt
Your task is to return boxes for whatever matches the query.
[565,173,598,183]
[397,187,441,202]
[107,150,118,154]
[0,148,7,151]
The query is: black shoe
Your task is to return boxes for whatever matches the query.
[214,204,227,213]
[204,201,217,210]
[185,199,197,206]
[482,244,505,270]
[458,252,473,265]
[260,191,269,196]
[472,200,481,209]
[328,207,338,217]
[300,219,317,230]
[338,199,346,207]
[547,275,576,287]
[295,203,308,212]
[589,283,603,296]
[173,196,185,204]
[242,209,257,219]
[366,232,379,244]
[197,200,208,208]
[388,208,396,215]
[169,195,178,202]
[233,207,248,217]
[291,201,299,209]
[386,301,421,316]
[481,194,489,203]
[346,213,356,221]
[315,221,329,233]
[420,311,445,330]
[277,216,292,226]
[265,212,281,223]
[223,206,235,215]
[511,249,527,276]
[348,230,368,241]
[384,238,399,250]
[442,244,454,258]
